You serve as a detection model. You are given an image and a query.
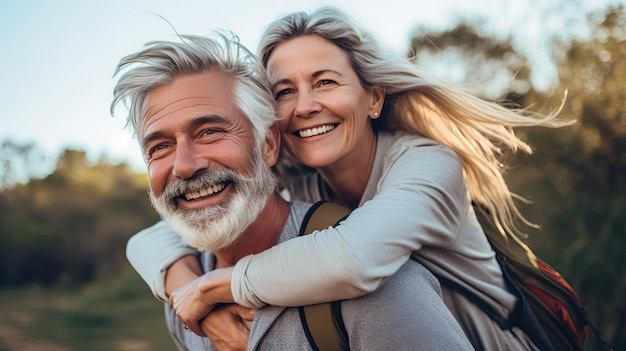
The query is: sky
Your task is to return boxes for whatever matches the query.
[1,0,622,175]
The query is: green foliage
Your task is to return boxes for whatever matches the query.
[0,139,53,189]
[0,148,159,288]
[408,5,625,349]
[409,23,531,100]
[514,6,626,348]
[0,269,175,350]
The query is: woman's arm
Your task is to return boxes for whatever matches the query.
[170,267,237,336]
[233,140,466,308]
[126,221,200,301]
[128,222,251,347]
[165,254,203,297]
[131,139,466,310]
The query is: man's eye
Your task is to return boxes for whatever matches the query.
[147,144,167,158]
[201,128,221,136]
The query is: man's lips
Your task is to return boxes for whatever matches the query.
[296,124,337,138]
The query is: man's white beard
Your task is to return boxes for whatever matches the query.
[149,147,277,251]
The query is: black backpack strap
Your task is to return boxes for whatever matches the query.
[299,200,351,237]
[298,301,349,351]
[496,253,555,351]
[436,274,511,330]
[468,202,556,350]
[298,201,351,351]
[582,307,615,351]
[436,252,555,351]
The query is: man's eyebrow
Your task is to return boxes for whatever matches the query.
[141,130,167,152]
[189,114,233,129]
[141,114,233,151]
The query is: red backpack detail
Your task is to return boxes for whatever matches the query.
[473,203,612,351]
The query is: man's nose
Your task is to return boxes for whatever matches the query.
[172,140,208,179]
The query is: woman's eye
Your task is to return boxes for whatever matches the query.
[275,89,291,100]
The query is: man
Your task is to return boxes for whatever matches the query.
[111,33,472,350]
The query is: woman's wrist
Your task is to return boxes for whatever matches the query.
[165,254,203,298]
[199,267,235,304]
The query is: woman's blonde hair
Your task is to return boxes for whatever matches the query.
[259,6,573,236]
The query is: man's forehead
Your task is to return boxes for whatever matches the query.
[140,71,238,132]
[143,95,224,118]
[144,71,235,110]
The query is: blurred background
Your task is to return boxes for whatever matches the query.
[1,0,624,350]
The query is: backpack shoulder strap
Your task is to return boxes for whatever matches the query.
[298,201,351,351]
[300,200,351,236]
[472,203,556,351]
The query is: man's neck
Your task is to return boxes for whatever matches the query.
[213,194,290,268]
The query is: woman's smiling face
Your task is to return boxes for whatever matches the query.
[266,34,383,170]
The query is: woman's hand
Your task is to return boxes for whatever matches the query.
[200,304,255,351]
[171,267,235,336]
[165,254,203,298]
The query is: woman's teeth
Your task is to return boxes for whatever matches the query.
[298,124,336,138]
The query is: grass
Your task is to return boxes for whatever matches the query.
[0,269,177,351]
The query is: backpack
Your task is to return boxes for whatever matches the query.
[298,200,613,351]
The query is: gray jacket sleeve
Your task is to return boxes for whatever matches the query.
[233,137,466,308]
[126,221,197,301]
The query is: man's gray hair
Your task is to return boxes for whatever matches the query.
[111,31,277,147]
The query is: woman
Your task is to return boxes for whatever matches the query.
[127,6,571,350]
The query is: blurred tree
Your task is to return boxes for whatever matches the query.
[409,23,531,101]
[516,6,626,346]
[0,140,52,190]
[408,5,625,349]
[0,148,159,287]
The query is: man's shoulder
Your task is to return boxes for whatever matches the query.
[289,200,314,218]
[339,259,474,350]
[277,201,314,244]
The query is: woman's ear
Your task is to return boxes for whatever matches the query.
[262,124,282,167]
[369,86,385,119]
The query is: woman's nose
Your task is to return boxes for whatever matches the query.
[293,89,322,118]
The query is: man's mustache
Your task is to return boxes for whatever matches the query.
[160,168,240,203]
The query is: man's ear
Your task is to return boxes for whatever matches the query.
[262,124,281,167]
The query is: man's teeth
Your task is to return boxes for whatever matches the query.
[298,124,335,138]
[184,183,226,200]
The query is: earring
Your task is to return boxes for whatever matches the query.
[373,112,379,117]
